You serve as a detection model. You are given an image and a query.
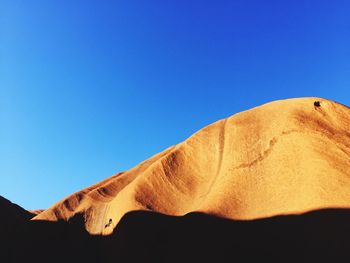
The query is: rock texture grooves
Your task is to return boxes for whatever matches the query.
[33,98,350,235]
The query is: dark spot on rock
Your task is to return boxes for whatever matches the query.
[105,218,113,228]
[314,101,321,107]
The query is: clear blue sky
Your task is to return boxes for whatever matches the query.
[1,1,349,210]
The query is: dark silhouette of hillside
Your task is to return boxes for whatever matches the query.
[3,207,350,263]
[0,196,34,262]
[0,196,34,222]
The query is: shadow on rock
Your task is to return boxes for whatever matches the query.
[4,208,350,263]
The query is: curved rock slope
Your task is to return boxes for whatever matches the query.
[33,98,350,234]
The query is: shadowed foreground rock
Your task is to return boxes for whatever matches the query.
[0,196,34,261]
[4,209,350,263]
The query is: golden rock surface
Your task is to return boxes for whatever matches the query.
[33,98,350,235]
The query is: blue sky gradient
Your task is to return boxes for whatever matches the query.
[1,1,350,209]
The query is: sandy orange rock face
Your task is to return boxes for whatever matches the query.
[33,98,350,235]
[29,209,45,215]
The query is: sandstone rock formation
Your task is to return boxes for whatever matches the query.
[33,98,350,235]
